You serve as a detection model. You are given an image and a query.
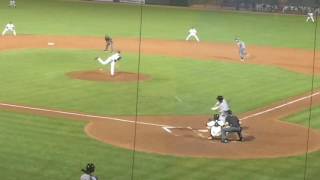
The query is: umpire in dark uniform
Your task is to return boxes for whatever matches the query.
[221,115,243,143]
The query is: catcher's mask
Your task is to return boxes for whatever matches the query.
[82,163,95,174]
[216,95,223,102]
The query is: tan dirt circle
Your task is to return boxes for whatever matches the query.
[1,35,320,159]
[66,70,152,82]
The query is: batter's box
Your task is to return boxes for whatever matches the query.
[163,127,208,139]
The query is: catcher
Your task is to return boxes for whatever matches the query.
[206,114,224,140]
[104,35,113,52]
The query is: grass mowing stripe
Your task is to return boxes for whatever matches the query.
[1,49,319,116]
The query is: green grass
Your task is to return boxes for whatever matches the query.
[0,0,318,49]
[0,49,317,116]
[1,109,320,180]
[0,1,320,179]
[282,106,320,180]
[285,106,320,129]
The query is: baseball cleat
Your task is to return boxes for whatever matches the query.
[221,139,229,144]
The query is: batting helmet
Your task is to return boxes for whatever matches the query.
[216,95,223,102]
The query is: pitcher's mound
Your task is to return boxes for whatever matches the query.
[66,70,151,82]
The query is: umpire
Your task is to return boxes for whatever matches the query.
[221,115,243,143]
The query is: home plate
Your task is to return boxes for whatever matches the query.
[48,42,55,46]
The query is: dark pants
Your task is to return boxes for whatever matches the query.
[221,126,242,141]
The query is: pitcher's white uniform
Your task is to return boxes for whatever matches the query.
[2,23,16,36]
[96,51,121,76]
[186,27,200,42]
[306,12,315,22]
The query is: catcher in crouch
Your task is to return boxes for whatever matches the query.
[206,114,224,139]
[207,113,243,143]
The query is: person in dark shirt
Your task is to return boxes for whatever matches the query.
[80,163,98,180]
[104,35,113,52]
[221,115,243,143]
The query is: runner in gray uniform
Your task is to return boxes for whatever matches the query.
[235,38,247,61]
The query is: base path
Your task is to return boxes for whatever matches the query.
[1,35,320,159]
[0,35,319,75]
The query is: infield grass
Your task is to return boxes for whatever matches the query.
[1,0,320,180]
[0,49,318,116]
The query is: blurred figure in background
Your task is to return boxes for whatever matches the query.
[186,27,200,42]
[80,163,99,180]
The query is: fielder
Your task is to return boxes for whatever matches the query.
[8,0,16,8]
[235,38,247,61]
[2,22,16,36]
[306,12,315,22]
[186,27,200,42]
[80,163,98,180]
[95,51,122,76]
[104,35,113,52]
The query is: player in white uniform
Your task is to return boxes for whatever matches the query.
[211,95,231,124]
[186,27,200,42]
[95,51,122,76]
[80,163,98,180]
[306,12,315,22]
[235,38,247,61]
[2,22,16,36]
[9,0,16,8]
[207,114,223,139]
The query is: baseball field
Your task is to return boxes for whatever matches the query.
[0,0,320,179]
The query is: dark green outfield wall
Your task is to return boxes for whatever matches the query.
[146,0,191,6]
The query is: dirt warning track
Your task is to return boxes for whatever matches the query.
[0,35,320,159]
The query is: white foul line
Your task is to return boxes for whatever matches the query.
[0,102,173,128]
[163,91,320,134]
[240,91,320,121]
[0,91,319,135]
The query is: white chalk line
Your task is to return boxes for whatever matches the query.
[0,102,173,128]
[0,91,319,137]
[174,96,183,102]
[240,91,320,121]
[163,91,320,135]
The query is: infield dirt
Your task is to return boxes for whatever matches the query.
[0,35,320,159]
